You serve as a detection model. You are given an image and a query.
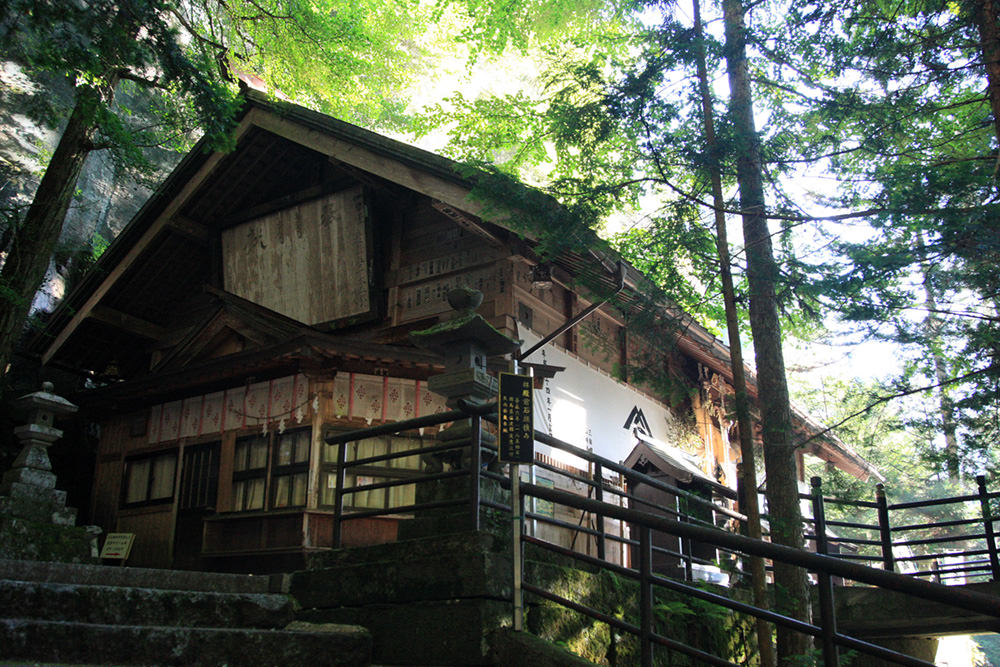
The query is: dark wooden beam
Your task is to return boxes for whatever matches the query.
[166,215,211,244]
[90,306,167,341]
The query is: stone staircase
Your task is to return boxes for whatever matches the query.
[0,558,372,666]
[0,533,597,666]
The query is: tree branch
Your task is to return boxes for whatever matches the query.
[795,366,997,450]
[117,70,165,89]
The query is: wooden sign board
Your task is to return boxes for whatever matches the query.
[100,533,136,560]
[498,372,534,463]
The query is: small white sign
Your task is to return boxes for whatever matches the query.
[100,533,135,560]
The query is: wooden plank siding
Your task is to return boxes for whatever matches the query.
[221,187,372,325]
[392,200,508,325]
[117,506,174,566]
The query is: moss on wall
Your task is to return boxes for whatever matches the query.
[525,559,759,666]
[0,515,98,563]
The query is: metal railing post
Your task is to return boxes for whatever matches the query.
[876,483,895,572]
[513,462,523,631]
[469,414,482,532]
[811,477,840,667]
[639,524,653,667]
[976,475,1000,581]
[332,438,349,549]
[679,496,694,581]
[594,462,606,561]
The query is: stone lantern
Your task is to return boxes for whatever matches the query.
[1,383,100,561]
[403,288,519,537]
[2,382,78,506]
[410,287,519,441]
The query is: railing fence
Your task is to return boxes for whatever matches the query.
[803,475,1000,584]
[321,402,1000,667]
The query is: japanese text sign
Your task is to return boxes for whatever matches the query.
[499,372,534,463]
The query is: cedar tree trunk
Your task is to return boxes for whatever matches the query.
[0,80,116,378]
[692,0,775,663]
[721,0,812,662]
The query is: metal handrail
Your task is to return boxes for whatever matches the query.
[316,402,1000,666]
[805,475,1000,582]
[324,400,745,532]
[519,480,1000,667]
[523,482,1000,616]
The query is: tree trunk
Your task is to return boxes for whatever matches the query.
[917,232,961,479]
[0,80,115,378]
[691,1,775,664]
[721,0,812,663]
[970,0,1000,155]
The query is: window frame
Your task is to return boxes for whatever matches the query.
[231,433,270,512]
[270,427,311,509]
[121,449,178,508]
[319,432,424,511]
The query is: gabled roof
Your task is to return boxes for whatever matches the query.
[151,286,313,373]
[624,431,731,496]
[29,91,500,373]
[74,288,443,411]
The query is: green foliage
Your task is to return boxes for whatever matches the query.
[417,0,1000,482]
[612,220,728,337]
[794,375,989,573]
[526,560,759,666]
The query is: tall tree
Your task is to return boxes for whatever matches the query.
[721,0,811,661]
[692,0,773,663]
[418,0,1000,653]
[763,0,1000,478]
[0,0,423,381]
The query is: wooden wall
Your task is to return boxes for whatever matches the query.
[94,412,178,567]
[388,200,510,331]
[509,258,627,380]
[222,186,372,325]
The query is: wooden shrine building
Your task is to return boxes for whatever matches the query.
[28,91,878,572]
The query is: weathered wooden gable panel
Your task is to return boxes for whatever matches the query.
[394,202,508,323]
[221,186,371,325]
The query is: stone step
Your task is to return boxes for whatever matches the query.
[298,599,508,666]
[0,618,372,667]
[0,558,275,594]
[294,531,511,608]
[0,579,294,628]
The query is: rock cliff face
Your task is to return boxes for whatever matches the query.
[0,60,183,314]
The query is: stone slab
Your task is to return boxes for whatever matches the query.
[297,598,509,666]
[293,531,512,608]
[0,518,96,563]
[0,618,371,667]
[0,559,273,594]
[0,580,295,629]
[834,581,1000,637]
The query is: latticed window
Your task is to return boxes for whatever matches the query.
[122,451,177,506]
[231,428,312,511]
[179,442,219,511]
[272,428,310,508]
[320,434,422,510]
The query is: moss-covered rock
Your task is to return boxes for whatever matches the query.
[0,515,98,563]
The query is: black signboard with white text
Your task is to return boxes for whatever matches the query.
[498,372,534,463]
